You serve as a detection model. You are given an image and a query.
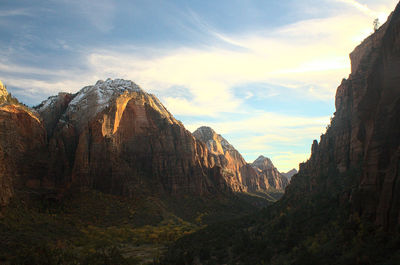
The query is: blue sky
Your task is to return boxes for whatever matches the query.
[0,0,398,171]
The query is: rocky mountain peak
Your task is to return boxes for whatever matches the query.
[67,78,142,113]
[193,126,235,155]
[49,78,178,133]
[252,155,274,171]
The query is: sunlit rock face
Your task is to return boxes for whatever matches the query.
[39,79,227,197]
[0,80,8,103]
[251,155,289,190]
[193,126,258,191]
[293,4,400,229]
[0,104,47,206]
[193,126,289,192]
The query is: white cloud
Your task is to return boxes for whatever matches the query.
[185,111,330,172]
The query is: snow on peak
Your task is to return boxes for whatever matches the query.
[68,78,143,112]
[37,95,59,111]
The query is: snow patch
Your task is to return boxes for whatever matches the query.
[68,78,143,114]
[37,96,59,112]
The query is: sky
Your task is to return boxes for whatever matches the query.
[0,0,398,172]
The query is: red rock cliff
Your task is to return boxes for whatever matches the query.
[39,79,227,197]
[193,126,288,192]
[0,103,47,206]
[294,3,400,229]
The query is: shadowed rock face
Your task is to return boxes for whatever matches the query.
[193,126,289,192]
[37,79,227,197]
[281,168,297,181]
[294,4,400,229]
[0,104,47,206]
[35,92,75,138]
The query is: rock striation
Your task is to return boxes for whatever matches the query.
[0,80,8,103]
[292,3,400,230]
[251,155,289,190]
[0,103,47,206]
[193,126,289,192]
[193,126,260,191]
[34,79,227,198]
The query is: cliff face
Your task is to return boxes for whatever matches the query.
[251,155,289,190]
[0,81,8,103]
[193,126,260,191]
[294,4,400,229]
[193,126,288,192]
[0,104,47,206]
[38,79,226,197]
[36,92,75,138]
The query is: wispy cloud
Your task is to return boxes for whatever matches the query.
[184,111,330,171]
[0,9,32,17]
[62,0,116,32]
[78,11,375,117]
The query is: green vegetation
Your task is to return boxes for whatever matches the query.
[163,168,400,265]
[0,188,273,264]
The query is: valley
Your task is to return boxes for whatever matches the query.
[1,1,400,264]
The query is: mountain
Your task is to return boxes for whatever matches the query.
[251,155,289,190]
[164,3,400,264]
[281,168,297,181]
[193,126,260,192]
[193,126,288,192]
[0,86,48,206]
[33,79,228,197]
[0,79,276,264]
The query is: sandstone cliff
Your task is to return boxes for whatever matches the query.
[251,155,289,190]
[193,126,288,192]
[292,3,400,229]
[0,103,47,206]
[193,126,260,191]
[0,81,8,103]
[37,79,227,197]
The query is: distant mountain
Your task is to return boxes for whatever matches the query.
[281,168,297,181]
[193,126,259,192]
[193,126,289,192]
[251,155,289,190]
